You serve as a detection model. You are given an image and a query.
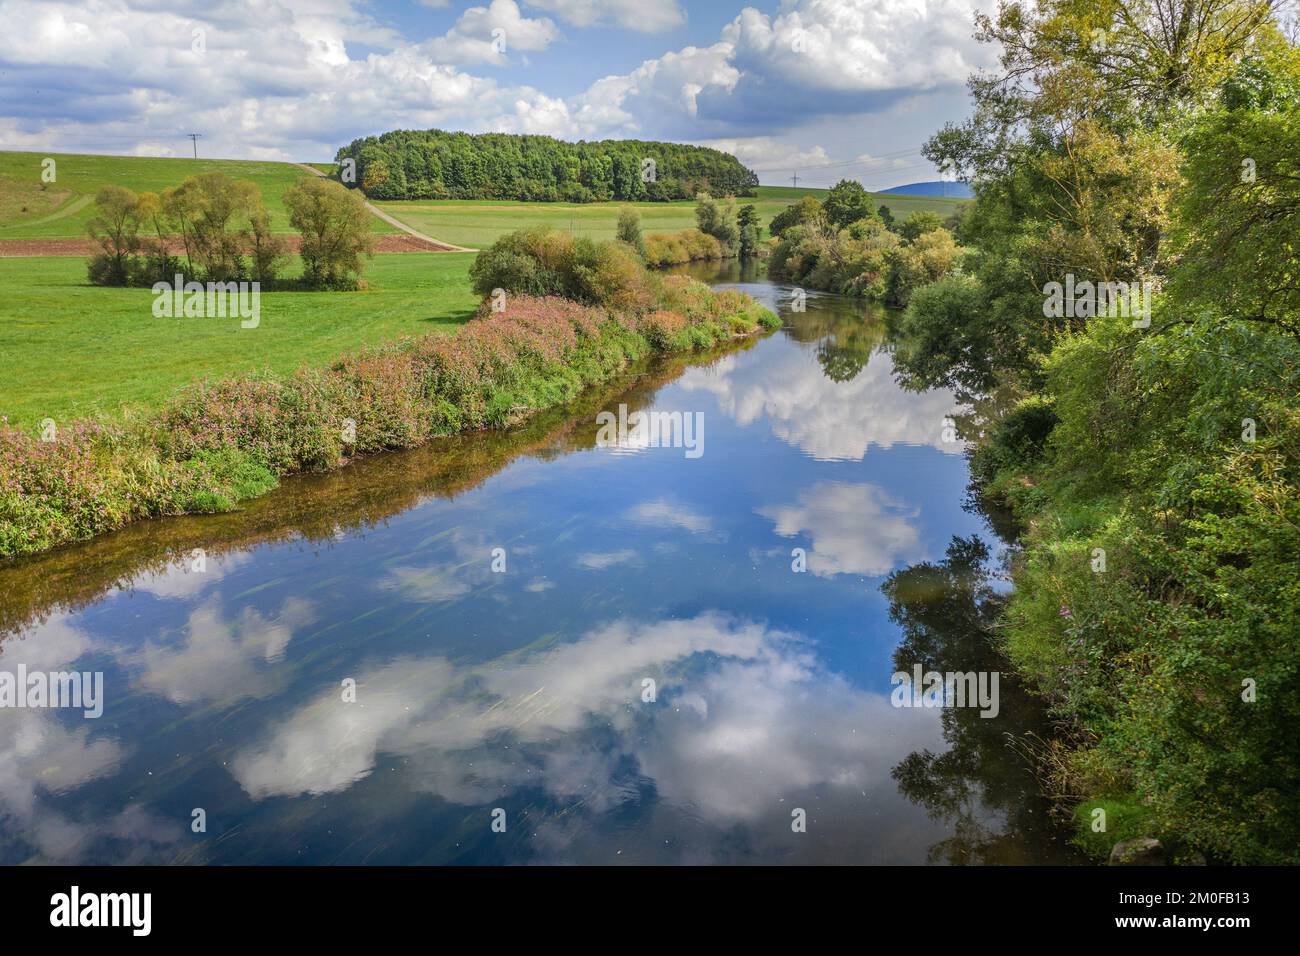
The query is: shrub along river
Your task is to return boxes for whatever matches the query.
[0,261,1079,864]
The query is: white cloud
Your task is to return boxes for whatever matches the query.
[426,0,560,65]
[229,612,943,829]
[576,549,639,570]
[722,0,993,95]
[135,596,315,705]
[0,0,999,166]
[0,0,570,158]
[625,498,712,534]
[696,135,831,172]
[525,0,685,32]
[677,332,964,461]
[758,481,926,577]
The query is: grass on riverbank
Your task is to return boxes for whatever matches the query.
[0,253,479,427]
[0,279,777,558]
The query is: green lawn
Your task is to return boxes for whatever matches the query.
[0,253,477,427]
[376,185,967,249]
[0,151,397,237]
[0,163,967,430]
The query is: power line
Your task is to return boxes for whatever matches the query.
[750,146,925,173]
[187,133,202,159]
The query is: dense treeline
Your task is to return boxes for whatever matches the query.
[891,0,1299,864]
[334,129,758,202]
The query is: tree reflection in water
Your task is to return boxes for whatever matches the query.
[882,537,1081,864]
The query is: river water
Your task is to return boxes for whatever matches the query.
[0,260,1078,864]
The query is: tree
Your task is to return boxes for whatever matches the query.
[737,203,760,258]
[888,227,963,307]
[247,208,289,284]
[823,178,873,229]
[616,205,645,256]
[162,173,261,281]
[769,196,824,237]
[877,204,896,230]
[899,211,944,241]
[1169,41,1300,333]
[694,192,740,256]
[337,131,757,203]
[85,185,142,285]
[132,190,180,284]
[283,177,376,288]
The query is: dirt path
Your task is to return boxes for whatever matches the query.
[12,194,95,228]
[291,163,476,252]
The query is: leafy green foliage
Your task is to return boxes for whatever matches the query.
[283,177,376,289]
[885,0,1300,862]
[823,178,873,229]
[335,129,758,202]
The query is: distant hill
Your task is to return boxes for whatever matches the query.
[878,180,973,199]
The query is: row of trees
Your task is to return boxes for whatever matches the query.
[334,129,759,202]
[86,174,374,289]
[890,0,1299,863]
[767,180,965,304]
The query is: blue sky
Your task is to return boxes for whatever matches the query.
[0,0,998,188]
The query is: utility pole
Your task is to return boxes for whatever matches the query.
[187,133,202,159]
[790,171,800,188]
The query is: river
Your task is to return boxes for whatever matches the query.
[0,260,1079,864]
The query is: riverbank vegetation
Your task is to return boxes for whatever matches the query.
[366,185,965,251]
[889,1,1300,864]
[768,178,965,304]
[0,231,775,558]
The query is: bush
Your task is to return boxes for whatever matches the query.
[643,228,725,267]
[968,395,1059,487]
[616,206,645,256]
[887,226,962,307]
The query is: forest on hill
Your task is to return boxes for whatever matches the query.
[334,129,759,203]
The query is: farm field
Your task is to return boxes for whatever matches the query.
[0,151,398,237]
[373,185,966,249]
[0,252,477,427]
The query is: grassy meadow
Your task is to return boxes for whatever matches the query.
[0,252,478,426]
[0,151,397,236]
[0,151,964,430]
[374,185,965,249]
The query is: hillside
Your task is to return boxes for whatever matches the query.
[0,151,397,239]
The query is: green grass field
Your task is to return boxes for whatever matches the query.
[0,152,968,430]
[0,253,477,427]
[0,151,397,237]
[375,185,966,249]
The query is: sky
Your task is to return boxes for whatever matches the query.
[0,0,1001,188]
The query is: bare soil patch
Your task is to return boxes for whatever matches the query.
[0,233,460,257]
